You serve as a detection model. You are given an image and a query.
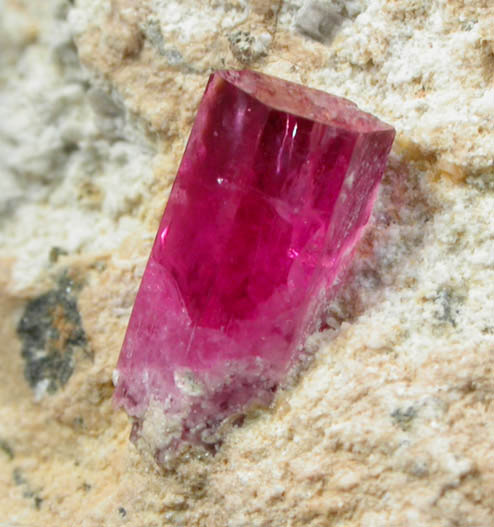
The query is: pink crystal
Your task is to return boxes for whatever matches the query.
[114,70,395,459]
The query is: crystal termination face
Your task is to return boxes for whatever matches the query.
[113,70,395,462]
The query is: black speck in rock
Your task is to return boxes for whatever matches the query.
[0,439,14,460]
[391,406,417,431]
[12,468,43,510]
[434,287,462,327]
[49,246,69,263]
[13,467,25,486]
[17,273,89,395]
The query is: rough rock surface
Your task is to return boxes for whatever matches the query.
[0,0,493,525]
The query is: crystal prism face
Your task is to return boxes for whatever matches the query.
[114,70,395,459]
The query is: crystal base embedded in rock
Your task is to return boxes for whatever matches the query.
[113,70,395,460]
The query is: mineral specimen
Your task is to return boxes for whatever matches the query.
[113,70,395,461]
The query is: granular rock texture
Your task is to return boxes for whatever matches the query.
[1,0,493,525]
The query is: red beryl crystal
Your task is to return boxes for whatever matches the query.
[114,70,395,460]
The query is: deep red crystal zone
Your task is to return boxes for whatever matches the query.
[114,70,395,456]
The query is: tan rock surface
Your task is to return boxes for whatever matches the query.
[1,0,493,525]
